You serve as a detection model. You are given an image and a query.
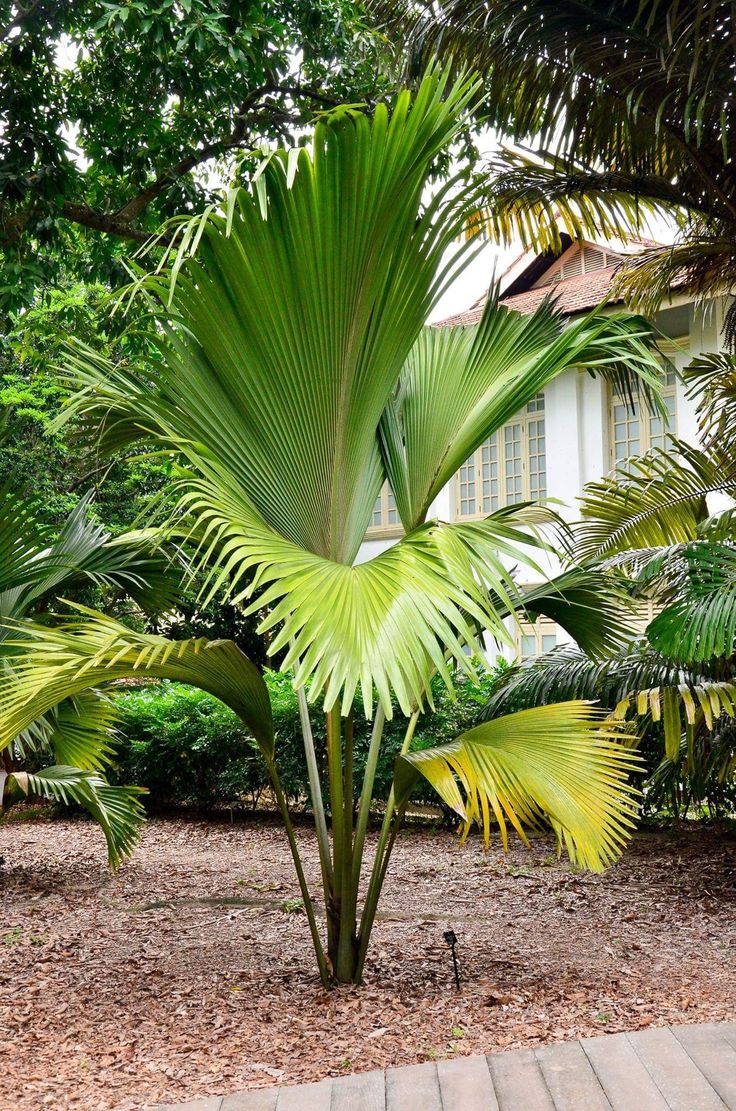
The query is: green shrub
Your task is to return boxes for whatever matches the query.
[112,667,506,817]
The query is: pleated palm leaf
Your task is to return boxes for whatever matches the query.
[380,1,736,341]
[3,72,666,983]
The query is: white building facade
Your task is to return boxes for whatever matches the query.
[357,238,731,663]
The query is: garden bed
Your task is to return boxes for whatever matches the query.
[1,816,734,1110]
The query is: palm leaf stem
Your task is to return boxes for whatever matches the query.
[355,708,420,982]
[350,705,387,898]
[325,705,347,974]
[296,682,334,897]
[264,751,330,988]
[337,710,357,980]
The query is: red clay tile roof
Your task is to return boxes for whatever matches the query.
[437,264,624,327]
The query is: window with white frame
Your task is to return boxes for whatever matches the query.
[609,348,679,464]
[366,483,402,536]
[517,617,558,661]
[454,394,546,519]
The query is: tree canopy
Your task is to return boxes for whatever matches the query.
[0,0,388,314]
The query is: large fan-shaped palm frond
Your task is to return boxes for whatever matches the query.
[51,70,672,723]
[172,483,554,716]
[394,701,640,871]
[61,68,485,566]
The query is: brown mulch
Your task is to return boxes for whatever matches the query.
[1,815,735,1111]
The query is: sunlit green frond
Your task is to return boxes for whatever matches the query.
[576,441,733,560]
[176,480,554,716]
[60,69,485,565]
[381,290,664,529]
[481,639,736,763]
[13,689,118,771]
[6,765,145,869]
[480,152,680,257]
[0,608,274,757]
[395,702,640,871]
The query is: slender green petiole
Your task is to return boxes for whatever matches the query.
[355,708,420,980]
[265,755,330,988]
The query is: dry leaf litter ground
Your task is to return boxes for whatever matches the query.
[1,815,734,1110]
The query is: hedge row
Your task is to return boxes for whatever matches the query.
[111,669,504,816]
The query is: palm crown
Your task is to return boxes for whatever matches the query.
[1,71,667,984]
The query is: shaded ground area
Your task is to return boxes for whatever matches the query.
[1,816,734,1111]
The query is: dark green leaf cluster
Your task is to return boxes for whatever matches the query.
[382,1,736,338]
[0,0,391,313]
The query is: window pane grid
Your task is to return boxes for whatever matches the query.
[367,483,403,534]
[610,365,677,464]
[454,394,546,519]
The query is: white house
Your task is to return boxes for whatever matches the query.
[357,235,731,663]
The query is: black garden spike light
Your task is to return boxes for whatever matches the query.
[443,928,461,990]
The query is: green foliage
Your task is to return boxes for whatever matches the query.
[112,670,506,815]
[111,682,271,810]
[0,283,170,527]
[0,0,390,313]
[385,0,736,340]
[4,75,663,982]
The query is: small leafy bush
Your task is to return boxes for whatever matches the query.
[112,667,506,817]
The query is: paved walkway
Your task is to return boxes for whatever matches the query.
[154,1023,736,1110]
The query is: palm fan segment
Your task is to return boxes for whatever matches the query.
[395,701,640,871]
[381,289,665,530]
[63,68,485,567]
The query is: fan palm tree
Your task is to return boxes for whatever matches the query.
[379,1,736,343]
[0,71,668,985]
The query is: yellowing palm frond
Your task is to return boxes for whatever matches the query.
[395,701,640,871]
